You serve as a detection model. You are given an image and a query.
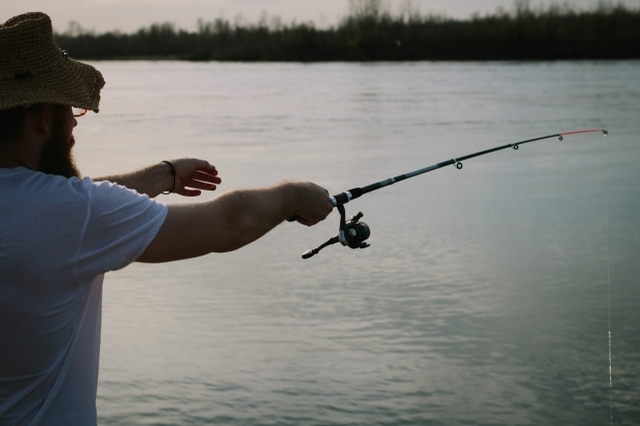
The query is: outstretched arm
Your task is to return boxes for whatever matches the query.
[137,181,333,263]
[94,158,220,198]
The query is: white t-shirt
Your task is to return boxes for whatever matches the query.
[0,167,168,426]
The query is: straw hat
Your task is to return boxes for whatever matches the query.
[0,12,105,112]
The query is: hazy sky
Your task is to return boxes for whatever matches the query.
[3,0,640,33]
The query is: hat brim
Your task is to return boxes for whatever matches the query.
[1,56,105,113]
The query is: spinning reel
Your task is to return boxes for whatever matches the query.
[301,205,371,259]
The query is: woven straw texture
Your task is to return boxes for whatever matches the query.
[0,12,105,112]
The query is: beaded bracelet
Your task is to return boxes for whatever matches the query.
[161,160,176,195]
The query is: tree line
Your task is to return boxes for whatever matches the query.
[54,0,640,61]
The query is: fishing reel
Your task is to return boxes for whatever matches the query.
[301,204,371,259]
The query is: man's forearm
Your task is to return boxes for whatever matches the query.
[190,184,296,253]
[94,162,173,198]
[137,181,332,262]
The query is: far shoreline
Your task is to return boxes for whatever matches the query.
[56,2,640,62]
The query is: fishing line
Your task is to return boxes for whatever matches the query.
[605,133,613,425]
[296,129,608,259]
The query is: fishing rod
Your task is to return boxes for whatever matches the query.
[298,129,608,259]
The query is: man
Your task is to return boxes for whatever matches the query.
[0,12,333,425]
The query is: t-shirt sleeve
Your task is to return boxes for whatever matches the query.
[75,178,168,279]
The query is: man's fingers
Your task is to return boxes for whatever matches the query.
[185,179,218,190]
[192,170,221,183]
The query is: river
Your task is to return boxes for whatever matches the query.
[73,60,640,425]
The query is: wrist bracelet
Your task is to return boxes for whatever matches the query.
[161,160,176,195]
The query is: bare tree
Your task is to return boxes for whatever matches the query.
[514,0,533,17]
[348,0,388,21]
[398,0,421,23]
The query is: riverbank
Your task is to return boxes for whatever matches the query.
[55,2,640,61]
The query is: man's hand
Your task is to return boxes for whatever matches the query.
[95,158,221,198]
[287,182,333,226]
[164,158,221,197]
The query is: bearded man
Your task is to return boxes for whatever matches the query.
[0,12,332,425]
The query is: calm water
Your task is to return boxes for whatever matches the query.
[73,61,640,425]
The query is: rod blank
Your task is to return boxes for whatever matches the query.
[330,129,607,207]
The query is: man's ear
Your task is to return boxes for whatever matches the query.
[29,103,55,136]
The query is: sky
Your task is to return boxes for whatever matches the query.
[3,0,640,33]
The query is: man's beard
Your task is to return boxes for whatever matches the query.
[37,117,81,179]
